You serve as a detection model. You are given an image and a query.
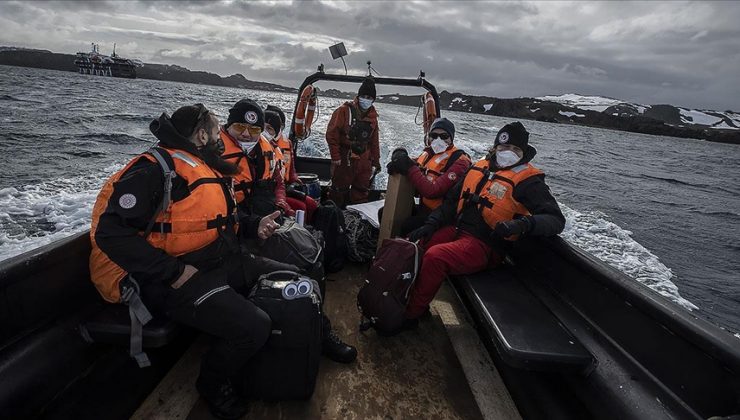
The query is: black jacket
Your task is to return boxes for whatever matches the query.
[424,147,565,253]
[93,114,262,301]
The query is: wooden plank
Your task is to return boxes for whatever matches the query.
[137,263,502,420]
[377,174,414,250]
[131,336,208,420]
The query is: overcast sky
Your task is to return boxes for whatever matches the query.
[1,0,738,111]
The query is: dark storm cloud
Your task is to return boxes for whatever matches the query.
[1,0,738,110]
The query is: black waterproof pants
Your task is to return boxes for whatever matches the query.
[164,265,271,388]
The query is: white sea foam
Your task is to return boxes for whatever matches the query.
[0,165,121,262]
[559,204,698,311]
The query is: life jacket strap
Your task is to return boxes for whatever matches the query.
[120,276,153,368]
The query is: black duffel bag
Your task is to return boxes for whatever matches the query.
[243,271,323,400]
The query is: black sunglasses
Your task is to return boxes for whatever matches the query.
[429,132,450,140]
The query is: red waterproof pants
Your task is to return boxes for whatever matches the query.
[405,226,496,319]
[330,152,372,207]
[285,196,318,223]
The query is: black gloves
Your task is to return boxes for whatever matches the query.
[408,223,437,243]
[286,183,306,200]
[493,217,532,239]
[386,148,416,175]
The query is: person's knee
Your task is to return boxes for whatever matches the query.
[232,305,271,350]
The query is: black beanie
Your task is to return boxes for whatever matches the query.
[264,110,282,134]
[358,77,376,99]
[265,105,286,126]
[495,121,529,151]
[227,99,265,129]
[429,117,455,141]
[170,103,208,137]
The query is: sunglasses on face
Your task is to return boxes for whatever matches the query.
[231,123,262,136]
[429,132,450,140]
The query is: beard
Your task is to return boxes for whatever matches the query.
[200,139,239,175]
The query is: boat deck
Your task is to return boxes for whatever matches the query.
[132,263,520,419]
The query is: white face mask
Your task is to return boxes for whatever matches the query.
[262,131,274,142]
[495,150,521,168]
[239,141,258,153]
[430,138,449,154]
[358,97,373,110]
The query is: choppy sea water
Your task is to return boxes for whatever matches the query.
[1,65,738,333]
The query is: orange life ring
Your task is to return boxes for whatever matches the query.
[423,92,437,134]
[294,85,317,139]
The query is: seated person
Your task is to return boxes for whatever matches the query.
[264,105,318,223]
[403,121,565,328]
[386,117,471,235]
[220,99,293,218]
[89,104,292,419]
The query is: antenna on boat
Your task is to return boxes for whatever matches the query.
[328,42,348,75]
[112,43,117,58]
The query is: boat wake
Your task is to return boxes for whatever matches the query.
[0,165,120,261]
[559,204,698,311]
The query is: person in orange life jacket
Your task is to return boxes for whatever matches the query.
[224,102,358,363]
[266,104,319,223]
[263,108,318,222]
[220,99,293,218]
[386,117,471,236]
[326,77,381,207]
[402,121,565,328]
[90,104,298,419]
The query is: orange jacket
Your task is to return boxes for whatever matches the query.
[326,99,380,165]
[221,130,277,205]
[275,132,299,184]
[414,146,471,210]
[456,159,543,238]
[89,147,236,303]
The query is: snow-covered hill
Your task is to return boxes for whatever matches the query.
[537,94,739,130]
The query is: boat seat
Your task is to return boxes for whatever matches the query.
[454,267,593,374]
[80,304,181,349]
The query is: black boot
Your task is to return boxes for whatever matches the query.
[196,376,249,420]
[322,329,357,363]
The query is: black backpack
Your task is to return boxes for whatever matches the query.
[260,219,325,282]
[243,271,323,400]
[311,200,348,273]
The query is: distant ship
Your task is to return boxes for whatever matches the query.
[74,43,142,79]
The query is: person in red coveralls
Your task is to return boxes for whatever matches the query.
[401,122,565,331]
[264,105,318,223]
[386,117,471,235]
[326,77,381,207]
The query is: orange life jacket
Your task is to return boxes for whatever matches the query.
[416,146,470,210]
[221,131,277,204]
[456,159,543,239]
[89,147,237,303]
[275,133,294,180]
[270,137,286,179]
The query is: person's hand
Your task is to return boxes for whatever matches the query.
[330,160,341,177]
[286,183,306,200]
[390,155,415,175]
[258,210,282,239]
[171,264,198,289]
[407,224,437,243]
[493,218,531,239]
[372,161,382,174]
[277,200,295,217]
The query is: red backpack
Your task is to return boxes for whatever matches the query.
[357,238,421,334]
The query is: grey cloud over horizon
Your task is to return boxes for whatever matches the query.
[1,0,738,111]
